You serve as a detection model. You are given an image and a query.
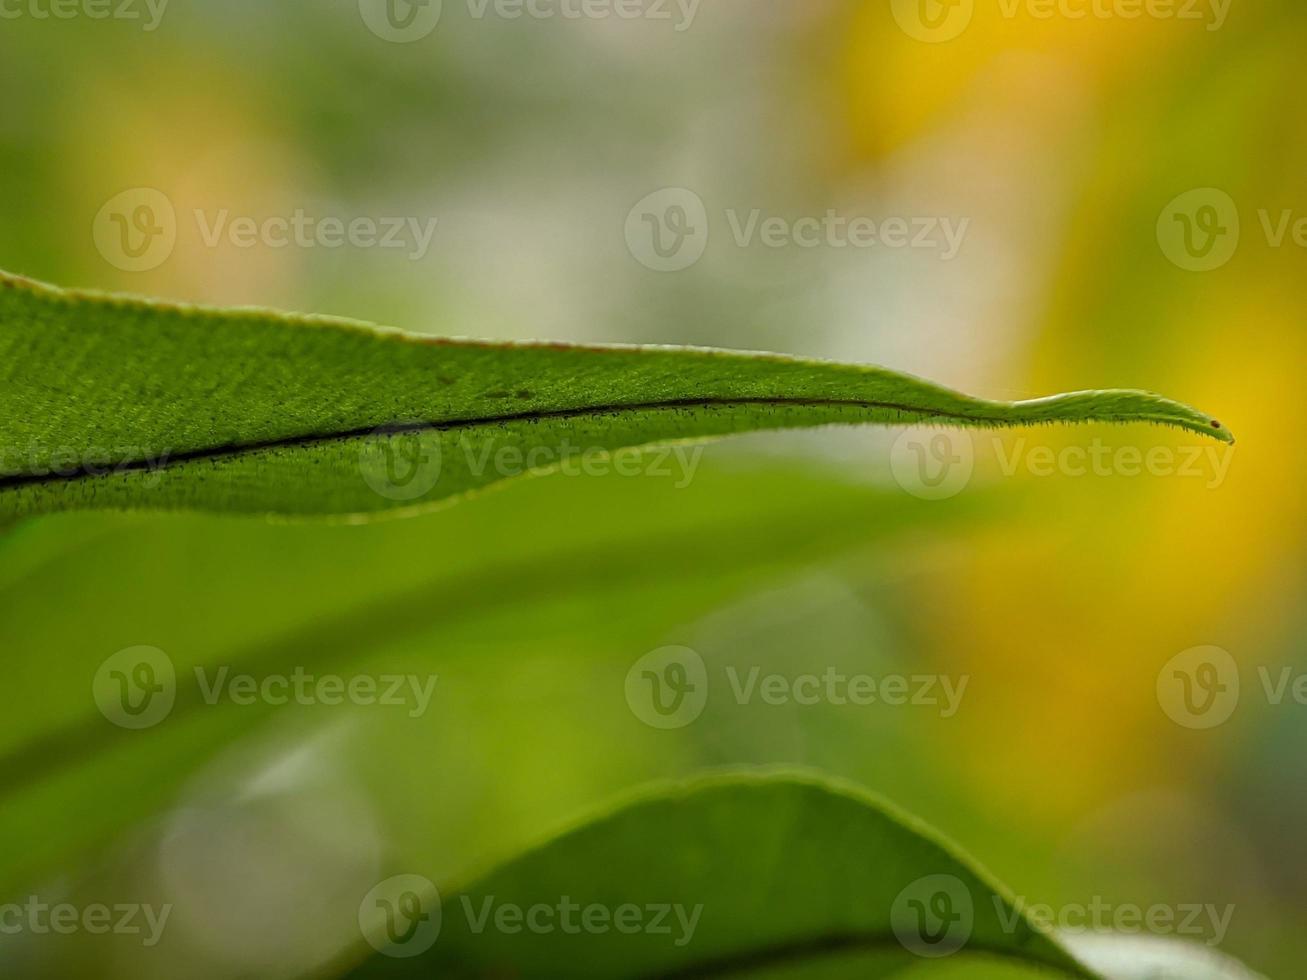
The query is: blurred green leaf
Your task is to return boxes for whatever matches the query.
[342,773,1265,980]
[0,462,976,904]
[346,771,1092,979]
[0,271,1229,519]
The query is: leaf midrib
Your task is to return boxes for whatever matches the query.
[0,395,1008,490]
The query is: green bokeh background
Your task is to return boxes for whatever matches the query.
[1,0,1303,975]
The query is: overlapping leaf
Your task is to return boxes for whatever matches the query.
[0,272,1230,519]
[343,773,1262,980]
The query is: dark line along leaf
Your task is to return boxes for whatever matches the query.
[0,271,1230,519]
[342,772,1263,980]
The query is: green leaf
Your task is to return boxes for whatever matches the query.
[340,773,1265,980]
[0,271,1231,519]
[344,771,1087,979]
[0,461,981,904]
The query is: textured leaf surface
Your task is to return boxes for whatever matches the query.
[0,271,1231,519]
[345,772,1093,979]
[340,775,1265,980]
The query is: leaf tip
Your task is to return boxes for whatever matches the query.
[1208,417,1235,444]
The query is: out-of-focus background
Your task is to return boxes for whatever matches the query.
[0,0,1303,976]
